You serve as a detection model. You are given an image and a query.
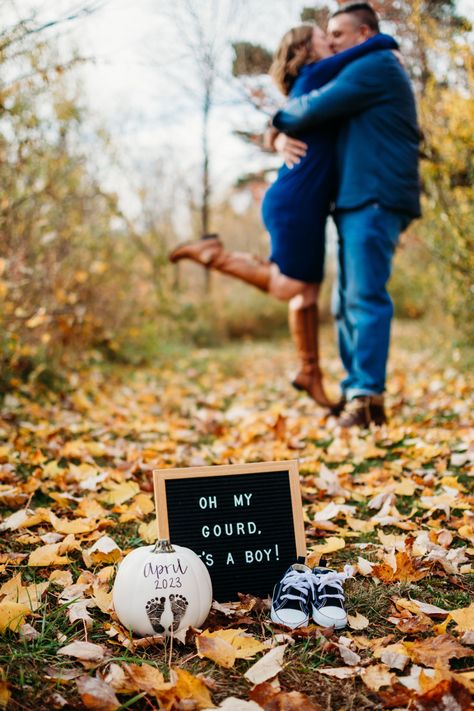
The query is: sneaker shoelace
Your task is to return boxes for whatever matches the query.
[312,565,354,604]
[280,569,316,605]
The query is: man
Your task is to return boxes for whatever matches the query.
[271,2,421,427]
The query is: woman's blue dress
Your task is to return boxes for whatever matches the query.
[261,34,398,283]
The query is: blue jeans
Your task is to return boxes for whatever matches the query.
[333,203,411,398]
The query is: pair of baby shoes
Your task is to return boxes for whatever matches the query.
[271,563,353,629]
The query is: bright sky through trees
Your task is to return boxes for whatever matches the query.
[6,0,474,224]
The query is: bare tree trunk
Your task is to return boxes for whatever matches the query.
[201,86,212,293]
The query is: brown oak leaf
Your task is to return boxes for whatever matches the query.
[76,675,120,711]
[411,678,473,711]
[404,634,472,668]
[250,682,323,711]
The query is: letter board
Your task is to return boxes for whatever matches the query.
[153,461,306,601]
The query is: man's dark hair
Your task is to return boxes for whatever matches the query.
[332,3,380,32]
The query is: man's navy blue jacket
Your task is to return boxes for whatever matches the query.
[273,49,421,218]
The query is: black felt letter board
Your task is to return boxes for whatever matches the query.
[154,463,306,601]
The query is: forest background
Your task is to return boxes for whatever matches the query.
[1,0,473,392]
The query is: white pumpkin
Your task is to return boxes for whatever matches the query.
[112,539,213,636]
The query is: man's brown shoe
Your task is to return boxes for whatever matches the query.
[338,395,387,428]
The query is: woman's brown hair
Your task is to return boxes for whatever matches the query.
[269,25,315,96]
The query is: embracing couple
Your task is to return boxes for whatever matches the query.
[170,2,421,428]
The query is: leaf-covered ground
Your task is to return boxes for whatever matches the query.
[0,323,473,710]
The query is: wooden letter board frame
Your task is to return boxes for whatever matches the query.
[153,460,306,600]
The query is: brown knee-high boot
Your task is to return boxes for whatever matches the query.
[288,302,337,410]
[169,235,271,292]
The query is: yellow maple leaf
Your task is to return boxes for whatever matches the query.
[0,668,10,709]
[48,512,96,535]
[196,629,266,668]
[138,519,157,544]
[196,633,236,668]
[82,535,122,568]
[28,544,70,567]
[100,482,140,506]
[92,583,113,614]
[28,534,80,567]
[171,668,214,709]
[346,517,375,533]
[307,537,345,567]
[0,601,31,633]
[394,478,417,496]
[449,602,474,632]
[0,574,48,611]
[119,493,154,523]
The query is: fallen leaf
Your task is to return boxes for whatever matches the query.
[347,612,369,630]
[105,662,169,694]
[377,643,410,670]
[82,536,121,568]
[394,614,433,635]
[28,544,70,567]
[67,600,95,628]
[197,634,236,669]
[49,570,74,588]
[172,667,215,709]
[91,584,113,615]
[393,597,449,618]
[0,671,10,710]
[0,574,49,611]
[0,509,32,532]
[372,551,429,583]
[378,531,407,550]
[412,678,473,711]
[197,629,266,668]
[316,667,359,679]
[19,623,40,641]
[346,517,375,533]
[307,537,345,566]
[377,683,414,708]
[448,602,474,632]
[138,519,157,544]
[58,641,107,663]
[244,645,287,685]
[214,699,262,711]
[76,675,120,711]
[0,600,32,633]
[250,681,322,710]
[356,557,374,576]
[28,534,80,567]
[48,512,97,535]
[361,663,394,691]
[99,481,140,506]
[404,634,472,668]
[336,643,361,666]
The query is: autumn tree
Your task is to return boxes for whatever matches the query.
[0,3,183,377]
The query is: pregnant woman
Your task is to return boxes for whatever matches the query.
[170,25,397,411]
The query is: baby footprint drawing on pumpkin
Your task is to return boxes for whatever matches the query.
[145,596,166,633]
[169,594,188,631]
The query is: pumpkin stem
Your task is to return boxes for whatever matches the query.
[152,539,175,554]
